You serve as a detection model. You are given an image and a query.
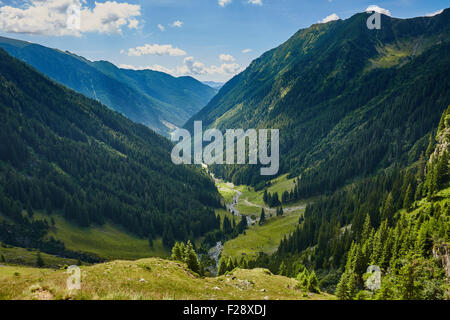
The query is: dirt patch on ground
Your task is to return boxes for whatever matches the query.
[34,289,54,300]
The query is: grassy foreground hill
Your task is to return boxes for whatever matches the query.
[0,258,332,300]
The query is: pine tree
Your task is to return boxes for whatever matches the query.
[238,215,248,233]
[382,193,395,226]
[307,270,320,293]
[36,251,44,267]
[226,257,235,273]
[435,151,449,191]
[296,269,309,289]
[278,261,287,276]
[259,208,266,226]
[403,184,414,210]
[184,241,201,275]
[26,202,34,219]
[171,242,183,261]
[425,133,435,159]
[217,257,228,276]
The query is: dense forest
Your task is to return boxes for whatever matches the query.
[186,10,450,200]
[0,48,222,260]
[244,106,449,299]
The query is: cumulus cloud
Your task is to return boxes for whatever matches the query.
[242,48,252,53]
[365,5,391,17]
[426,9,443,17]
[320,13,340,24]
[248,0,263,5]
[157,24,165,31]
[178,56,242,76]
[219,54,236,62]
[126,44,187,57]
[218,0,232,7]
[120,56,243,78]
[170,20,183,28]
[0,0,142,36]
[128,18,139,29]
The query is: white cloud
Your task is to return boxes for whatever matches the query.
[242,48,252,54]
[218,0,232,7]
[178,56,242,76]
[126,44,187,57]
[128,18,139,29]
[426,9,443,17]
[248,0,263,5]
[120,56,243,78]
[365,5,391,17]
[219,54,235,62]
[0,0,142,36]
[170,20,183,28]
[157,24,165,31]
[320,13,340,24]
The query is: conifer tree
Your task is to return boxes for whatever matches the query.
[185,241,201,275]
[403,184,414,210]
[307,270,320,293]
[226,257,235,273]
[296,269,309,289]
[278,261,287,276]
[435,151,449,190]
[259,208,266,226]
[382,193,395,226]
[36,251,44,267]
[171,242,183,261]
[217,257,227,276]
[425,133,435,159]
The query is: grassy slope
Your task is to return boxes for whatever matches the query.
[0,265,54,281]
[0,258,333,300]
[0,245,79,268]
[32,212,169,261]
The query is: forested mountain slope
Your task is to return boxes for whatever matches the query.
[0,48,220,261]
[251,106,449,299]
[0,36,216,136]
[186,9,450,194]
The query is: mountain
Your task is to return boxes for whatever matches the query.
[202,81,225,90]
[0,47,221,261]
[255,106,449,299]
[0,257,333,300]
[186,9,450,194]
[0,36,217,136]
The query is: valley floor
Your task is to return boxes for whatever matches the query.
[215,174,307,258]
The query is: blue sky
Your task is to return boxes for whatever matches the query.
[0,0,448,82]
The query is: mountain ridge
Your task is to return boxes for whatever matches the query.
[185,9,450,193]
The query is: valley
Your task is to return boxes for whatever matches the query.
[215,175,307,258]
[0,6,448,302]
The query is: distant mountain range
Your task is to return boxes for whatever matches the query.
[0,36,217,136]
[202,81,225,90]
[186,9,450,195]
